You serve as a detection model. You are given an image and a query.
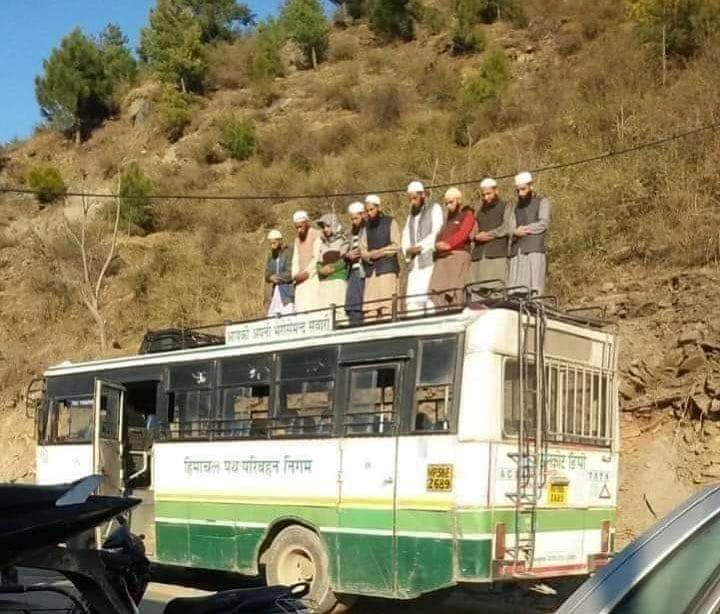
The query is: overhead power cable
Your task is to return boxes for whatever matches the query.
[1,119,719,203]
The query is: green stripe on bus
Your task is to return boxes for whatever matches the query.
[155,522,462,596]
[156,500,615,534]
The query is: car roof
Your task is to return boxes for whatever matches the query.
[557,483,720,614]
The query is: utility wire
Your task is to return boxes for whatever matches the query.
[2,119,719,203]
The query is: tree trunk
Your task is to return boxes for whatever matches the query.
[311,46,318,70]
[180,76,187,94]
[661,1,667,87]
[75,128,81,145]
[85,298,107,352]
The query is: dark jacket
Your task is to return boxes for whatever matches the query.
[265,246,294,305]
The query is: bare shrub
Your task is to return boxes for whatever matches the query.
[361,80,404,128]
[205,40,253,90]
[329,36,359,62]
[320,72,360,110]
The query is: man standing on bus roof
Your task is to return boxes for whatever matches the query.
[265,229,295,317]
[508,171,552,296]
[291,210,322,312]
[315,212,349,313]
[345,201,366,326]
[402,181,444,313]
[360,194,401,320]
[429,187,475,308]
[471,177,512,286]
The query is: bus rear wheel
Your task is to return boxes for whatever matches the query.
[265,525,353,613]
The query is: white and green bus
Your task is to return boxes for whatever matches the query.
[34,291,619,612]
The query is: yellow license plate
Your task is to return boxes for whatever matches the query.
[548,483,568,506]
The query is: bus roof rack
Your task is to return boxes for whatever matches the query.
[138,282,613,355]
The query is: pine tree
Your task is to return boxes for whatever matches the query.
[183,0,255,42]
[328,0,365,21]
[139,0,207,92]
[367,0,414,40]
[281,0,330,68]
[35,28,113,142]
[97,24,138,85]
[629,0,720,61]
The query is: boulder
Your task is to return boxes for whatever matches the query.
[678,348,706,375]
[678,327,701,346]
[128,98,152,127]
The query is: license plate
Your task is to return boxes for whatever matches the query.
[548,483,568,506]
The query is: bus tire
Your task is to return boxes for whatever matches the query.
[265,525,351,613]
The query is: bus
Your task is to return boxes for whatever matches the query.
[33,288,619,613]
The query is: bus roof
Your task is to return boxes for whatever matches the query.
[44,298,614,378]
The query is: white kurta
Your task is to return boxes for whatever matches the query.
[291,231,322,312]
[401,203,444,312]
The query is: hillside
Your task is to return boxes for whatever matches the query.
[2,0,720,545]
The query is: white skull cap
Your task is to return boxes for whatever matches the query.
[514,171,533,187]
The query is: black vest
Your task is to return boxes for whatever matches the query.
[364,215,399,276]
[511,195,547,256]
[473,199,508,260]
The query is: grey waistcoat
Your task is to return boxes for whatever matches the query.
[473,199,508,260]
[408,203,434,269]
[511,195,547,256]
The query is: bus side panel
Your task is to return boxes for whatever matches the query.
[153,439,339,574]
[334,438,396,595]
[491,442,618,573]
[36,444,93,485]
[454,442,493,582]
[394,436,470,597]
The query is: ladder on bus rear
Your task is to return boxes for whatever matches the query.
[505,298,548,573]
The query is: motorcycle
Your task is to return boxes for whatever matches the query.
[0,476,310,614]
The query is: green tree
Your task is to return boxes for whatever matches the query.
[97,23,138,85]
[119,162,153,230]
[26,165,67,204]
[183,0,255,42]
[368,0,414,40]
[251,19,285,80]
[281,0,330,68]
[452,0,487,54]
[476,0,526,25]
[156,86,194,141]
[220,117,256,160]
[35,28,113,142]
[629,0,720,60]
[329,0,366,20]
[454,48,511,145]
[139,0,207,92]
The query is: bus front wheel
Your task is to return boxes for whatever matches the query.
[265,525,352,613]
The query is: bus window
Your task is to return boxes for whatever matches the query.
[345,365,398,435]
[50,398,93,443]
[503,360,537,436]
[273,348,336,437]
[166,389,213,440]
[504,359,612,445]
[219,355,273,438]
[165,362,215,440]
[414,338,457,433]
[220,385,270,437]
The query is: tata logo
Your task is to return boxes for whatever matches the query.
[192,371,208,385]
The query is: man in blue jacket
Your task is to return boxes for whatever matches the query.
[265,229,295,316]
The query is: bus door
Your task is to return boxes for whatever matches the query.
[336,360,405,596]
[93,379,126,497]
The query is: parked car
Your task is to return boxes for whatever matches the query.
[557,484,720,613]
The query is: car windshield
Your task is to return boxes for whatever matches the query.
[612,512,720,613]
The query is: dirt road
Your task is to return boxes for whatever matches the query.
[14,567,568,613]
